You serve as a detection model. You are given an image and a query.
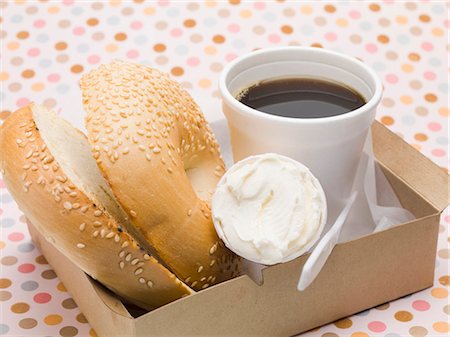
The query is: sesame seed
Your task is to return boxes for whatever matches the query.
[125,253,132,262]
[187,209,192,216]
[79,223,86,231]
[122,147,129,154]
[93,230,100,238]
[197,266,203,273]
[93,221,102,227]
[145,153,152,161]
[134,268,143,275]
[130,210,137,217]
[139,278,146,284]
[167,167,173,173]
[143,254,150,260]
[184,277,191,283]
[147,280,153,288]
[100,229,106,238]
[119,261,125,270]
[202,284,210,289]
[77,243,86,249]
[69,192,77,197]
[131,258,139,265]
[152,147,161,154]
[63,202,72,210]
[81,205,89,213]
[210,260,216,267]
[94,210,102,217]
[106,232,115,239]
[121,241,129,248]
[191,281,198,288]
[209,244,217,255]
[114,235,120,242]
[119,251,125,258]
[200,277,206,282]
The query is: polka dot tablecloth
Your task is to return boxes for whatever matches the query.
[0,1,448,336]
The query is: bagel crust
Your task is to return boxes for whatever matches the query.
[81,61,241,290]
[0,105,192,310]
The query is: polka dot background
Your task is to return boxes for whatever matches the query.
[0,1,448,336]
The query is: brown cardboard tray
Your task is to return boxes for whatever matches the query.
[28,121,449,337]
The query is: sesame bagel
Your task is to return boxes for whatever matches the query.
[81,61,241,290]
[0,104,192,310]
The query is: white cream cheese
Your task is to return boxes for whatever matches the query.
[212,153,327,265]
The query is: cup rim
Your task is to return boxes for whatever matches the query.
[219,46,383,125]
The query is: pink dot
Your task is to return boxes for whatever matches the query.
[8,232,24,242]
[423,71,436,80]
[385,74,398,84]
[0,180,5,188]
[170,28,182,37]
[412,299,430,311]
[325,32,337,42]
[226,53,237,62]
[27,48,40,57]
[47,74,60,83]
[444,214,450,223]
[421,42,433,51]
[227,24,240,33]
[365,43,378,53]
[126,50,139,59]
[18,263,35,273]
[432,148,446,157]
[130,21,142,30]
[157,0,170,6]
[187,57,200,67]
[0,209,3,216]
[368,321,386,333]
[73,27,85,36]
[253,2,266,10]
[268,34,281,43]
[62,0,74,4]
[33,292,52,304]
[349,10,361,19]
[33,20,45,28]
[428,122,442,132]
[383,0,394,3]
[16,98,30,107]
[445,19,449,28]
[87,54,100,64]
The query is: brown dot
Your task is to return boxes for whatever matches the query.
[58,19,71,28]
[41,269,57,279]
[26,6,38,14]
[381,116,394,125]
[212,34,225,44]
[43,98,57,108]
[57,55,68,64]
[377,35,389,44]
[22,69,35,79]
[114,32,127,41]
[395,310,413,322]
[155,55,168,65]
[350,34,362,44]
[17,31,29,39]
[386,51,398,60]
[415,106,428,116]
[283,8,295,17]
[187,3,199,11]
[210,62,223,72]
[410,26,422,36]
[60,326,79,337]
[35,255,48,264]
[122,7,134,16]
[218,9,230,17]
[170,67,184,76]
[55,41,67,51]
[153,43,166,52]
[379,18,390,27]
[70,64,84,74]
[76,313,88,324]
[369,3,380,11]
[408,53,421,62]
[321,334,339,337]
[92,32,104,41]
[91,2,103,10]
[62,298,77,309]
[0,290,12,301]
[314,17,327,26]
[0,110,11,120]
[19,318,37,329]
[190,34,203,43]
[334,318,353,329]
[183,19,196,28]
[414,133,428,142]
[1,256,17,266]
[444,305,450,315]
[439,275,450,286]
[425,93,437,102]
[409,326,428,337]
[253,25,265,35]
[375,302,390,310]
[405,2,417,10]
[281,25,293,34]
[229,0,240,5]
[86,18,99,26]
[410,80,422,90]
[324,4,336,13]
[419,14,430,23]
[133,0,144,3]
[11,56,23,66]
[0,278,12,288]
[11,302,30,314]
[311,42,323,48]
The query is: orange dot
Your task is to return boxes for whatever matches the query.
[199,78,212,88]
[438,107,449,117]
[369,3,380,11]
[55,41,67,51]
[205,0,217,7]
[71,64,84,74]
[311,42,323,48]
[240,9,252,18]
[401,64,414,73]
[114,32,127,41]
[7,41,20,50]
[432,27,444,37]
[143,6,155,15]
[394,310,413,322]
[439,275,450,286]
[351,333,369,337]
[48,6,60,14]
[377,35,389,43]
[106,43,118,53]
[11,302,30,313]
[17,31,29,39]
[229,0,240,5]
[87,18,99,26]
[334,318,353,329]
[204,45,217,55]
[400,95,413,104]
[0,241,5,249]
[411,144,421,151]
[408,53,421,62]
[0,72,9,81]
[414,133,428,142]
[324,4,336,13]
[433,321,450,333]
[431,287,448,299]
[419,14,430,23]
[109,0,122,6]
[0,278,11,288]
[22,69,35,79]
[153,43,166,52]
[183,19,196,28]
[300,5,313,14]
[32,82,45,92]
[212,34,225,44]
[44,314,63,325]
[171,67,184,76]
[336,18,348,27]
[381,116,394,125]
[57,282,67,292]
[281,25,293,34]
[396,16,408,24]
[89,328,99,337]
[425,93,437,102]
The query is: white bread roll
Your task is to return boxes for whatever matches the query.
[0,104,192,310]
[81,61,241,290]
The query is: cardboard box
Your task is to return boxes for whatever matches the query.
[27,122,448,337]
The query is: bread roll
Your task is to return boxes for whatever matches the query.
[0,104,192,310]
[81,61,241,290]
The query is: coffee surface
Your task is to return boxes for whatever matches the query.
[237,77,366,118]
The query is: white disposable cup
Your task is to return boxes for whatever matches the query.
[219,47,383,222]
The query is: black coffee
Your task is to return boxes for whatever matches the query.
[237,77,366,118]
